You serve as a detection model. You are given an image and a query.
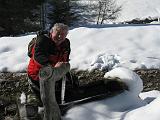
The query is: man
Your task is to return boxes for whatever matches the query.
[27,23,71,120]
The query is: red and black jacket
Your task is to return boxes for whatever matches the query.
[27,34,71,80]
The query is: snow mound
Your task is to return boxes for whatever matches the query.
[63,91,145,120]
[104,67,143,96]
[139,90,160,104]
[63,67,146,120]
[124,95,160,120]
[90,53,121,71]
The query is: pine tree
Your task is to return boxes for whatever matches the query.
[46,0,75,27]
[0,0,42,36]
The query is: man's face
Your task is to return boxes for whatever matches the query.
[50,30,68,45]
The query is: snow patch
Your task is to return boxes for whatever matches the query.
[90,53,121,71]
[104,67,143,96]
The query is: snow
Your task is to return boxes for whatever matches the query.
[1,25,160,120]
[1,0,160,119]
[72,0,160,24]
[139,90,160,104]
[68,25,160,71]
[104,67,143,96]
[64,68,147,120]
[1,25,160,72]
[124,96,160,120]
[116,0,160,22]
[64,68,160,120]
[64,91,146,120]
[0,35,35,72]
[90,53,120,71]
[20,92,26,104]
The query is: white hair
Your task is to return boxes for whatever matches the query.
[50,23,69,33]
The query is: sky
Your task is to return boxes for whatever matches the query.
[1,0,160,119]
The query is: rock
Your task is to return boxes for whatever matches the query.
[135,69,160,92]
[5,104,17,115]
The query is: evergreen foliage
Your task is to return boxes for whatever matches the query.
[0,0,121,36]
[0,0,42,36]
[47,0,76,27]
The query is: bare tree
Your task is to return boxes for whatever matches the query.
[96,0,122,24]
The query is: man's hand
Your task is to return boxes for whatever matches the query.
[53,62,70,81]
[54,62,69,68]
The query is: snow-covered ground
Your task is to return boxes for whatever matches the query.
[116,0,160,22]
[72,0,160,24]
[1,25,160,72]
[68,25,160,71]
[1,0,160,119]
[1,24,160,120]
[63,67,160,120]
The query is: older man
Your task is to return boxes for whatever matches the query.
[27,23,71,120]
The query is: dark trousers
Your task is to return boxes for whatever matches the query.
[28,76,43,106]
[28,63,70,120]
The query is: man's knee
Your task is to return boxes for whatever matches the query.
[39,65,53,81]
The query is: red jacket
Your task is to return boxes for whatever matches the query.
[27,34,70,80]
